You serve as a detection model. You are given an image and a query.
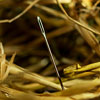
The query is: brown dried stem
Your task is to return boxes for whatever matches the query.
[0,0,40,23]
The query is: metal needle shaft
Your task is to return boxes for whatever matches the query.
[37,16,64,90]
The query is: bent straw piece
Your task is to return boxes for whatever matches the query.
[0,0,40,23]
[37,16,64,90]
[74,62,100,72]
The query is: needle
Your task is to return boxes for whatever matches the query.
[37,16,64,90]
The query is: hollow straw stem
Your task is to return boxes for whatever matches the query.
[37,16,64,90]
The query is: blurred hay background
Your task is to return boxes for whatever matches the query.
[0,0,100,73]
[0,0,100,99]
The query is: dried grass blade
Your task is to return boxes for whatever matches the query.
[0,0,40,23]
[9,63,65,90]
[56,0,100,35]
[0,54,6,81]
[75,23,100,56]
[52,79,100,96]
[0,43,4,55]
